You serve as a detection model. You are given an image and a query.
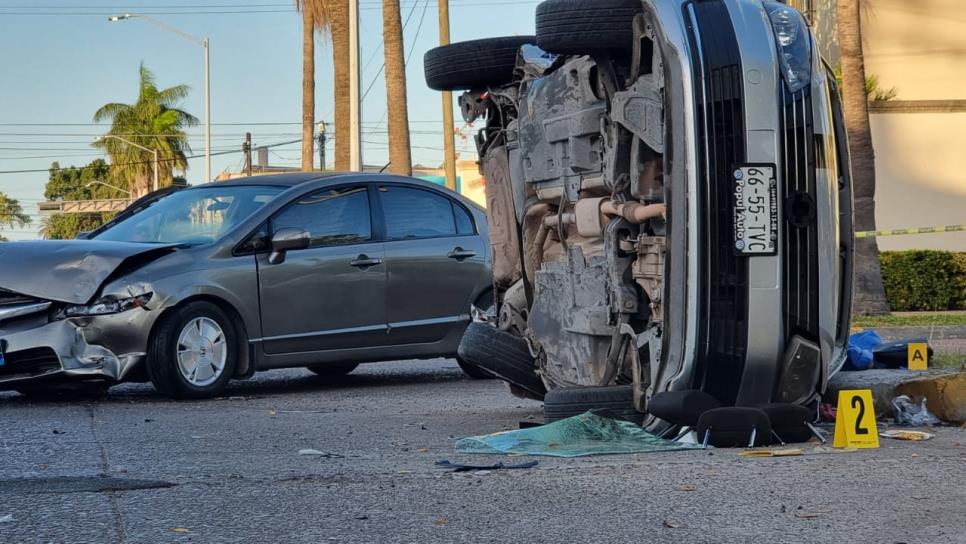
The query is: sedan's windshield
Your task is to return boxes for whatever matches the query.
[94,185,285,244]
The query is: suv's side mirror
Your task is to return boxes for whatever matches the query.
[268,227,310,264]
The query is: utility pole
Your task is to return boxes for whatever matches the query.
[244,132,253,177]
[318,121,327,171]
[438,0,457,191]
[349,0,362,171]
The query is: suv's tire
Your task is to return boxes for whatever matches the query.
[147,301,239,399]
[543,385,643,425]
[307,362,358,377]
[456,357,495,380]
[535,0,639,54]
[457,322,546,400]
[424,36,536,91]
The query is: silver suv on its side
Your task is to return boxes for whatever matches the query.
[425,0,853,419]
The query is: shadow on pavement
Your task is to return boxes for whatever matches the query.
[0,360,480,405]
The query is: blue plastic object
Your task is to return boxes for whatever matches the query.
[846,330,881,371]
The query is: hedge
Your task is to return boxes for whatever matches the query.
[879,250,966,311]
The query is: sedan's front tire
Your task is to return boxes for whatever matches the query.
[147,301,239,399]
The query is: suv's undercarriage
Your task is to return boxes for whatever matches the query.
[426,0,854,422]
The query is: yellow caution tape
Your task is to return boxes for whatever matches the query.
[855,224,966,238]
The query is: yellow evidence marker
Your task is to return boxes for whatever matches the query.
[833,389,879,449]
[907,343,929,371]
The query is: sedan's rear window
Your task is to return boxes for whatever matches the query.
[380,186,473,239]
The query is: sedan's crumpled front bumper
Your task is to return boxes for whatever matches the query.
[0,300,157,389]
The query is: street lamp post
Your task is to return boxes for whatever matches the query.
[85,180,132,197]
[96,135,159,192]
[108,13,211,183]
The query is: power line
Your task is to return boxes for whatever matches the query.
[0,137,301,175]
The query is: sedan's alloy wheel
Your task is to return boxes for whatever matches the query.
[176,317,228,386]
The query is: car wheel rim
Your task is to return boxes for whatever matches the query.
[176,317,227,387]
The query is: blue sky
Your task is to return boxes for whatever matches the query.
[0,0,538,239]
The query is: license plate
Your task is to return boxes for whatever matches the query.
[733,165,778,255]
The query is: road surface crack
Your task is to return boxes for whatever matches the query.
[87,403,129,544]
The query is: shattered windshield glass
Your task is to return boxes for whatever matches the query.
[94,185,284,245]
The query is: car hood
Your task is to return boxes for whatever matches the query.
[0,240,180,304]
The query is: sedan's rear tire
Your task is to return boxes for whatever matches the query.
[543,385,643,425]
[457,322,546,399]
[535,0,640,54]
[147,301,239,399]
[307,362,358,377]
[424,36,536,91]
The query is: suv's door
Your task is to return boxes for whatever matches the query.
[256,185,388,354]
[376,183,487,344]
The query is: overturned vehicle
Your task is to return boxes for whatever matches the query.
[427,0,854,426]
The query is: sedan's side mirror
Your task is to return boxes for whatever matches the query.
[268,227,310,264]
[75,231,91,240]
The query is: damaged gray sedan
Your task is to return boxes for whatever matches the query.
[0,173,491,398]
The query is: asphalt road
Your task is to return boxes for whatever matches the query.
[1,359,964,544]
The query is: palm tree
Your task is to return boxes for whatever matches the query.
[0,193,30,241]
[329,0,350,171]
[296,0,328,171]
[296,0,350,172]
[382,0,412,175]
[93,64,198,197]
[837,0,890,315]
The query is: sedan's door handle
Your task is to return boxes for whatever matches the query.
[350,255,383,269]
[447,247,477,261]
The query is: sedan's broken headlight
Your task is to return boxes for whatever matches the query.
[764,2,811,93]
[62,293,153,318]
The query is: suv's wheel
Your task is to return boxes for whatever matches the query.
[543,385,643,425]
[457,322,546,400]
[456,357,495,380]
[535,0,640,54]
[147,301,239,399]
[424,36,536,91]
[307,362,358,377]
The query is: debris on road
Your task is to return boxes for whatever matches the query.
[434,460,538,472]
[455,412,702,458]
[737,448,805,458]
[0,514,14,524]
[297,449,345,458]
[662,520,682,529]
[881,429,934,441]
[171,527,192,533]
[892,395,941,426]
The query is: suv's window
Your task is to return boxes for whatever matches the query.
[380,185,473,240]
[273,186,371,247]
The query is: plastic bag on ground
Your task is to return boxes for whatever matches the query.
[455,411,703,458]
[891,394,941,426]
[846,330,881,371]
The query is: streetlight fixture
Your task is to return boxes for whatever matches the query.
[108,13,211,183]
[95,135,159,192]
[85,180,132,197]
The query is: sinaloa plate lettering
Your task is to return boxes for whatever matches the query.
[733,165,778,255]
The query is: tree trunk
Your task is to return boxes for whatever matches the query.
[330,0,351,171]
[837,0,890,316]
[382,0,412,175]
[301,5,316,172]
